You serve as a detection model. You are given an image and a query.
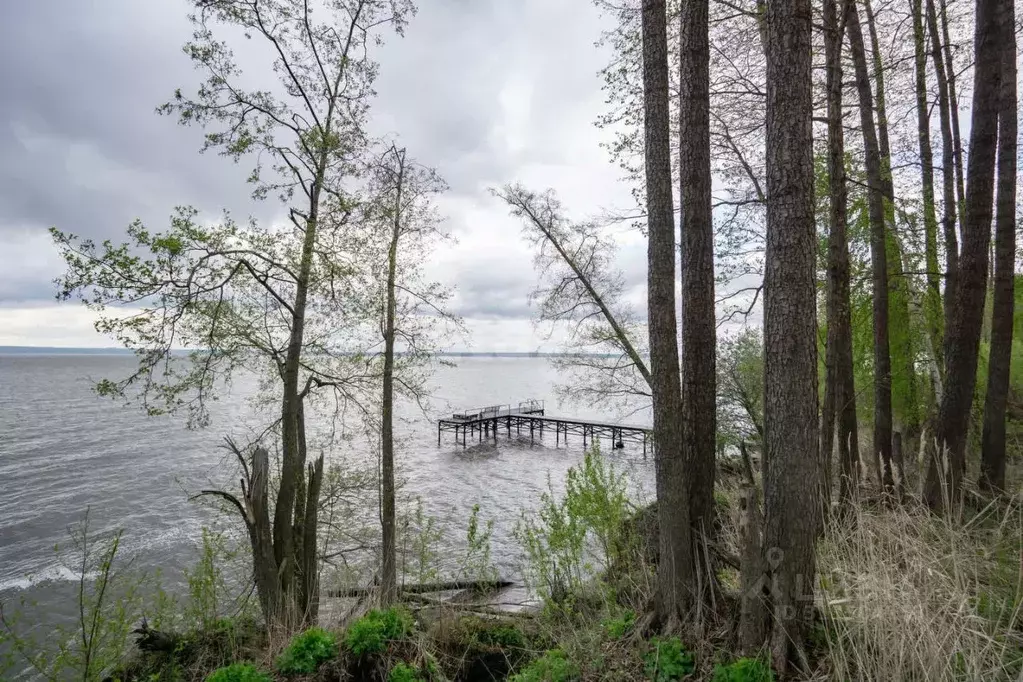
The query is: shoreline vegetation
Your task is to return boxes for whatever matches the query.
[2,447,1021,681]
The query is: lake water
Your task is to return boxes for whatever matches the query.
[0,354,654,633]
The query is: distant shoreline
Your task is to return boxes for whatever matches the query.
[0,346,621,359]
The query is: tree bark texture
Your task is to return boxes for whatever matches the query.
[822,0,859,516]
[925,0,959,320]
[738,487,768,652]
[763,0,819,667]
[980,0,1017,494]
[379,148,406,605]
[299,455,324,623]
[913,0,945,378]
[939,0,967,226]
[678,0,716,604]
[845,0,894,494]
[925,0,1001,509]
[247,446,282,627]
[641,0,693,625]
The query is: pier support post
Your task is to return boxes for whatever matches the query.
[438,424,441,447]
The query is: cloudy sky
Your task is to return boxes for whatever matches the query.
[0,0,652,351]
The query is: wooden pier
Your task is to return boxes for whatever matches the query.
[437,399,652,455]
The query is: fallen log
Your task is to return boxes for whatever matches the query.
[324,579,514,599]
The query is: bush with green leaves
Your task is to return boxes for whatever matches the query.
[276,627,338,675]
[453,616,527,649]
[510,648,580,682]
[711,657,774,682]
[206,662,273,682]
[515,446,635,603]
[389,661,426,682]
[345,607,414,656]
[601,610,635,639]
[461,504,498,582]
[643,637,694,681]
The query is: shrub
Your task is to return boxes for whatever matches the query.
[601,610,635,639]
[389,661,425,682]
[515,446,636,603]
[454,616,527,649]
[643,637,694,681]
[345,607,414,656]
[206,662,272,682]
[711,657,774,682]
[510,648,580,682]
[276,627,338,675]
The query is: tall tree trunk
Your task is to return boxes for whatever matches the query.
[914,0,945,378]
[822,0,859,517]
[863,0,891,170]
[678,0,716,610]
[763,0,819,667]
[980,0,1016,494]
[939,0,967,223]
[299,455,324,623]
[865,0,919,467]
[380,148,406,604]
[845,0,895,494]
[926,0,960,317]
[641,0,693,626]
[924,0,1001,510]
[274,173,323,625]
[247,446,282,626]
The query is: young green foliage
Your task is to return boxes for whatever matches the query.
[515,445,637,603]
[0,511,154,682]
[206,662,274,682]
[601,609,636,639]
[711,657,774,682]
[460,504,498,582]
[388,661,426,682]
[345,607,414,657]
[509,648,581,682]
[643,637,694,681]
[276,627,338,675]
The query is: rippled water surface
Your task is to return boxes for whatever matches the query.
[0,353,654,627]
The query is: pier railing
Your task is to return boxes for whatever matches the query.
[449,399,545,421]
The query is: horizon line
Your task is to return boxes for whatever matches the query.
[0,345,625,358]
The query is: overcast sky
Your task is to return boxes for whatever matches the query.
[0,0,653,351]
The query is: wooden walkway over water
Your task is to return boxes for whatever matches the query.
[437,399,652,455]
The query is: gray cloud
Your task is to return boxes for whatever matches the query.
[0,0,639,344]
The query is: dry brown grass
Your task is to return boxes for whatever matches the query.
[814,493,1023,681]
